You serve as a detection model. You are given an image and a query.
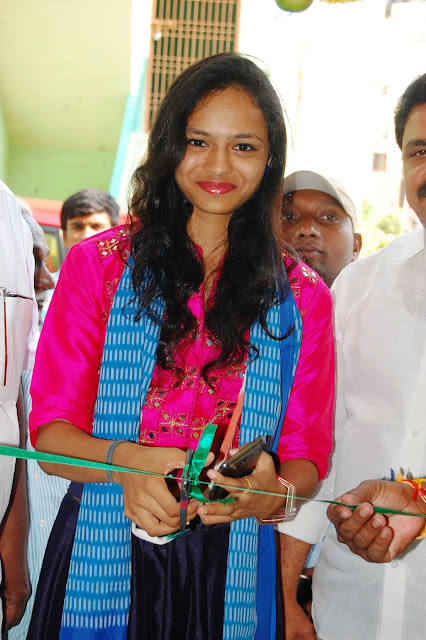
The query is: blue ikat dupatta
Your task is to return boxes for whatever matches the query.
[59,260,301,640]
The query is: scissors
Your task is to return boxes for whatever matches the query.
[179,448,194,532]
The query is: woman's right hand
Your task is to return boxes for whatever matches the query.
[36,422,214,537]
[112,443,201,537]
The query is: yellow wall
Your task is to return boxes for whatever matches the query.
[0,0,133,198]
[10,145,116,199]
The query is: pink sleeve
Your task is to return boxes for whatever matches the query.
[29,242,108,445]
[276,271,334,480]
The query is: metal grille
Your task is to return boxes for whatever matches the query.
[145,0,241,129]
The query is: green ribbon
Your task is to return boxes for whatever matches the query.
[323,500,424,518]
[186,422,216,502]
[1,441,426,519]
[186,423,236,505]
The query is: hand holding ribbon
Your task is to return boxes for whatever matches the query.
[327,479,426,563]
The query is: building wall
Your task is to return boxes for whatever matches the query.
[10,145,116,200]
[0,0,133,199]
[0,104,8,183]
[239,0,426,224]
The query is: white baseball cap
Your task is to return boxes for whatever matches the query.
[283,170,357,229]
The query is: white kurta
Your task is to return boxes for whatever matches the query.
[0,180,36,628]
[280,228,426,640]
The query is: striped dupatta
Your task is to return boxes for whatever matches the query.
[59,260,301,640]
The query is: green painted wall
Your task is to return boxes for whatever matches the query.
[9,145,116,200]
[0,104,8,183]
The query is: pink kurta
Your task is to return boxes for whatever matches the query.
[139,271,246,456]
[30,226,334,479]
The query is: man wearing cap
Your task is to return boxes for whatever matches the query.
[278,171,361,639]
[281,170,362,288]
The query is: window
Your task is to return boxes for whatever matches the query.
[145,0,241,129]
[372,152,387,172]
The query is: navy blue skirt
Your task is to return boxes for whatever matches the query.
[27,483,229,640]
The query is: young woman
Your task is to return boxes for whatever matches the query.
[28,53,333,640]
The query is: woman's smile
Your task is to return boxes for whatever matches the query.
[196,181,237,195]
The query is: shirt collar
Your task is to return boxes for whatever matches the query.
[394,227,426,263]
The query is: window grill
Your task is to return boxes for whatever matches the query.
[145,0,241,130]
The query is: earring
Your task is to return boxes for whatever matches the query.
[263,165,270,180]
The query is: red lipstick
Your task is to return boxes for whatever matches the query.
[197,181,236,194]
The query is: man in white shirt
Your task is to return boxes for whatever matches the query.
[279,72,426,640]
[8,206,69,640]
[0,180,37,631]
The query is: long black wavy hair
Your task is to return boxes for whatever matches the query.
[129,52,291,381]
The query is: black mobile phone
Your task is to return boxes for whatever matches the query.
[208,435,272,501]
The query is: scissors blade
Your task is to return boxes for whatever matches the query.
[179,448,194,532]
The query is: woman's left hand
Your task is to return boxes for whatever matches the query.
[196,451,286,524]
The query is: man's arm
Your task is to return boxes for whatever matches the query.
[0,385,31,631]
[327,479,426,563]
[280,533,316,640]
